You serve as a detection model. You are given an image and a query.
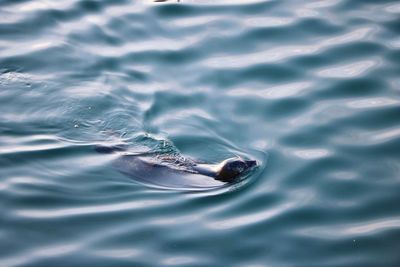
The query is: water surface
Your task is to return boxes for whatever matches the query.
[1,0,400,266]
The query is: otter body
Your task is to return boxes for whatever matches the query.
[96,145,257,190]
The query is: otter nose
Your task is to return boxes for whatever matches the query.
[245,160,257,168]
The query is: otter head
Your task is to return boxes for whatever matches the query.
[216,157,257,182]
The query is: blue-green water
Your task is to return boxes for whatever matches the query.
[1,0,400,266]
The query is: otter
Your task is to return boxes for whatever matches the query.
[96,144,257,189]
[190,157,257,182]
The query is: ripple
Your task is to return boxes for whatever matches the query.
[373,127,400,141]
[243,16,294,27]
[346,97,399,109]
[384,3,400,14]
[202,27,374,70]
[317,60,378,78]
[293,148,331,159]
[16,200,162,219]
[305,217,400,238]
[229,82,313,99]
[162,256,194,265]
[89,248,141,259]
[207,202,294,230]
[0,244,79,267]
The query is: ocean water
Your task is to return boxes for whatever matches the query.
[1,0,400,266]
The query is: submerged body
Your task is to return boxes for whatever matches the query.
[96,145,257,190]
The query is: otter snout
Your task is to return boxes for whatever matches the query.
[245,160,257,168]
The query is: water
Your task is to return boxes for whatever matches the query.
[1,0,400,266]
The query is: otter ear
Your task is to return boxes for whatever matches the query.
[245,160,257,168]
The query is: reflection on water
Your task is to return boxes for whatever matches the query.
[1,0,400,266]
